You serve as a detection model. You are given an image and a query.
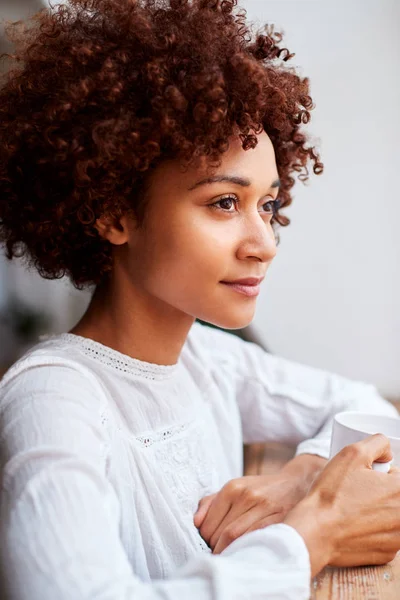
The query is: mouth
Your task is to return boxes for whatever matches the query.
[220,277,264,298]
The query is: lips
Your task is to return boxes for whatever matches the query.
[220,277,264,297]
[220,277,264,286]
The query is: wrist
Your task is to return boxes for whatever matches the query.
[280,454,327,491]
[284,493,336,577]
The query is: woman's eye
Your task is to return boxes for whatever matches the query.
[261,200,275,214]
[209,196,280,215]
[261,198,280,215]
[210,195,237,212]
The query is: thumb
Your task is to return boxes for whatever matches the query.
[194,493,217,528]
[357,433,393,467]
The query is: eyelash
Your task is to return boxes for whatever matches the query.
[209,194,280,216]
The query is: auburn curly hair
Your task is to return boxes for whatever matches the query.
[0,0,323,290]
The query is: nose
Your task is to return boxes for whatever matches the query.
[236,212,277,263]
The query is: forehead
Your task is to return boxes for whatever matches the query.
[147,130,278,193]
[216,131,277,176]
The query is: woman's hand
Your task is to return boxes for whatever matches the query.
[285,434,400,577]
[194,455,326,554]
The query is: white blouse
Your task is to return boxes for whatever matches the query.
[0,322,397,600]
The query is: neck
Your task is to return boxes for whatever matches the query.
[69,276,195,366]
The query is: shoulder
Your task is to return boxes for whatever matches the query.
[184,322,300,385]
[0,335,108,416]
[0,337,113,496]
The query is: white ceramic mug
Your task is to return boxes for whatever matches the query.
[329,411,400,473]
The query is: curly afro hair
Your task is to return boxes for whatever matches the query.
[0,0,323,290]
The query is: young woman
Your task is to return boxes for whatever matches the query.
[1,1,400,599]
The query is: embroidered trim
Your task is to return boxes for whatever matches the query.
[39,333,179,381]
[136,422,189,448]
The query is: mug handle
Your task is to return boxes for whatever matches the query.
[372,460,393,473]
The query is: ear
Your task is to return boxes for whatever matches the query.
[94,214,131,246]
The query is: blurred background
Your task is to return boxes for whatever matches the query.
[0,1,399,400]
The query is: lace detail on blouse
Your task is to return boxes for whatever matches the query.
[99,404,215,555]
[38,333,179,380]
[152,415,219,515]
[136,422,188,448]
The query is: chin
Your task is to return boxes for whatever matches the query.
[201,310,255,331]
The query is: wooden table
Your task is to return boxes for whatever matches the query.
[243,441,400,599]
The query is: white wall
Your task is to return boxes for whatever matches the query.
[245,1,400,397]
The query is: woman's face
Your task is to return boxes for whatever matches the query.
[119,130,279,330]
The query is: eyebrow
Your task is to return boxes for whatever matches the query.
[188,174,281,191]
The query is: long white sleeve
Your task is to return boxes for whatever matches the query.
[189,324,398,458]
[0,360,311,600]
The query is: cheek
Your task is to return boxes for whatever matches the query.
[158,217,230,274]
[146,219,232,300]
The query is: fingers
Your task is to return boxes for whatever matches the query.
[341,434,393,468]
[199,486,261,548]
[209,502,254,550]
[212,507,282,554]
[193,493,217,528]
[240,512,283,539]
[201,480,269,548]
[196,494,231,543]
[359,433,393,466]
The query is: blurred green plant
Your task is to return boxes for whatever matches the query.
[0,294,52,344]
